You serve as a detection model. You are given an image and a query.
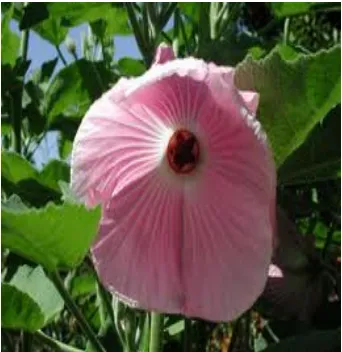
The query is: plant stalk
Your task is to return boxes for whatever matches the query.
[34,331,84,352]
[50,271,105,352]
[12,27,29,153]
[55,45,67,66]
[183,318,192,352]
[149,312,164,352]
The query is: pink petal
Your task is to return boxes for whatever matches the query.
[70,96,171,207]
[153,43,175,65]
[92,172,184,313]
[238,90,260,115]
[72,57,276,321]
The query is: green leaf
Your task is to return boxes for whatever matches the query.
[39,159,70,192]
[1,5,20,66]
[31,58,58,84]
[270,3,313,18]
[179,3,200,22]
[2,283,44,332]
[19,3,49,30]
[271,2,340,18]
[263,329,340,352]
[47,3,128,30]
[279,106,341,185]
[200,33,264,66]
[235,45,341,167]
[2,197,101,271]
[10,265,64,324]
[2,151,69,206]
[165,321,184,336]
[118,58,146,77]
[89,7,131,38]
[70,273,97,298]
[2,151,37,183]
[33,17,68,46]
[2,265,63,332]
[58,135,73,159]
[45,59,117,126]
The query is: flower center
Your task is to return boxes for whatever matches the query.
[167,129,200,174]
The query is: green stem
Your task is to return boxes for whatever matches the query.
[283,17,291,45]
[12,27,29,154]
[209,2,220,39]
[55,45,67,66]
[125,3,151,66]
[149,312,164,352]
[34,331,84,352]
[183,318,192,352]
[50,271,105,352]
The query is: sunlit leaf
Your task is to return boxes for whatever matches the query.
[235,45,341,167]
[2,197,101,271]
[1,5,20,66]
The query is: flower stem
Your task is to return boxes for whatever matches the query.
[55,45,67,66]
[12,25,29,153]
[283,17,291,45]
[34,331,84,352]
[50,271,105,352]
[183,318,192,352]
[149,312,164,352]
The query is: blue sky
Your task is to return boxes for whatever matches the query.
[10,21,142,168]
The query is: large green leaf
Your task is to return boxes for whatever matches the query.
[10,265,64,323]
[279,106,341,184]
[45,59,117,126]
[2,284,44,332]
[2,151,69,206]
[235,45,341,167]
[2,197,101,271]
[1,5,20,66]
[263,329,340,352]
[2,266,63,332]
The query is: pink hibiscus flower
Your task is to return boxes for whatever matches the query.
[71,44,276,322]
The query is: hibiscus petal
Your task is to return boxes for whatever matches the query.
[92,171,184,313]
[239,90,260,115]
[71,96,171,206]
[153,43,175,65]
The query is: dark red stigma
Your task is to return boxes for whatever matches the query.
[167,129,200,174]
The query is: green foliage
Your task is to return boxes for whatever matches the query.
[45,59,117,139]
[2,265,63,332]
[2,284,45,332]
[1,4,20,66]
[2,196,101,271]
[2,151,69,206]
[235,44,341,167]
[279,106,341,184]
[118,57,146,77]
